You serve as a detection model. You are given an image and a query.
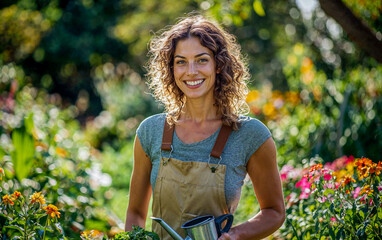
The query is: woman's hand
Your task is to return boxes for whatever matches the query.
[218,233,233,240]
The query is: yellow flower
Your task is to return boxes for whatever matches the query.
[43,204,60,218]
[81,230,104,240]
[360,185,374,195]
[0,167,4,180]
[1,195,14,206]
[246,90,260,103]
[263,102,276,118]
[56,147,68,158]
[30,192,46,205]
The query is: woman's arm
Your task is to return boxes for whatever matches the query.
[220,137,285,240]
[125,135,153,231]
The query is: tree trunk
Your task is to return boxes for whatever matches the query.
[318,0,382,63]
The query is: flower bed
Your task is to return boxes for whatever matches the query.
[279,156,382,239]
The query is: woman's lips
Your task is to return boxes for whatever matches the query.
[184,79,205,88]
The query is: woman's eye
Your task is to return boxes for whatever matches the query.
[175,60,186,64]
[198,58,208,63]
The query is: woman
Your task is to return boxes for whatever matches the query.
[125,15,285,240]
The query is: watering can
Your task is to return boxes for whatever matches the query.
[151,214,233,240]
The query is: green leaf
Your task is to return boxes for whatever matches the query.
[253,0,265,16]
[328,226,335,238]
[323,188,335,197]
[25,113,34,134]
[10,126,35,181]
[329,203,334,213]
[4,225,24,233]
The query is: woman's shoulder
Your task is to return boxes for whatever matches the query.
[137,113,166,135]
[140,113,166,126]
[237,116,270,131]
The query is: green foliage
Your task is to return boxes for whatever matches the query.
[11,124,35,181]
[0,83,118,238]
[114,226,159,240]
[247,45,382,164]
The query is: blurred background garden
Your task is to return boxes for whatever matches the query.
[0,0,381,239]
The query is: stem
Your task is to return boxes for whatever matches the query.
[43,216,49,240]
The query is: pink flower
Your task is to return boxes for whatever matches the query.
[299,190,310,199]
[352,187,361,199]
[325,156,354,171]
[295,176,312,190]
[280,165,294,182]
[331,217,336,222]
[324,182,334,189]
[323,173,332,181]
[296,176,312,199]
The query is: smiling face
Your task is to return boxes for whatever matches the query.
[173,37,217,102]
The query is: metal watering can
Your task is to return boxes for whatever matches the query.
[151,214,233,240]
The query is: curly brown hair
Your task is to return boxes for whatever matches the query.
[147,15,250,130]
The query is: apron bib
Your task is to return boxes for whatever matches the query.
[152,120,232,240]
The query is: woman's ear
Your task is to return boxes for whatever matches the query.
[216,68,220,74]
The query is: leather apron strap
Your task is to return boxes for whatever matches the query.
[161,119,232,158]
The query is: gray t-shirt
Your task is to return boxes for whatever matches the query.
[136,113,271,213]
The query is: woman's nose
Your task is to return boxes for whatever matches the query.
[186,62,197,75]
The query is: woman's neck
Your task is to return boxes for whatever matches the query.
[180,98,220,123]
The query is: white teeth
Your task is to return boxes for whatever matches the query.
[186,79,204,86]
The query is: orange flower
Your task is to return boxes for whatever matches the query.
[359,185,374,195]
[285,91,300,106]
[30,192,46,205]
[341,174,356,187]
[369,161,382,176]
[309,163,323,172]
[43,204,60,218]
[355,158,373,179]
[1,195,14,206]
[11,191,22,200]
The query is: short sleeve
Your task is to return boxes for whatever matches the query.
[238,117,272,164]
[136,113,166,159]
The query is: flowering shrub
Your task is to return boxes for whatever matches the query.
[246,46,382,165]
[279,156,382,239]
[0,76,118,237]
[80,226,159,240]
[0,174,64,239]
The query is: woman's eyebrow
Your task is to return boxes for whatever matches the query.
[174,52,211,59]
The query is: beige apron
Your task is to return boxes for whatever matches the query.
[152,120,232,240]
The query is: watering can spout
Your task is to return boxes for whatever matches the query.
[150,217,186,240]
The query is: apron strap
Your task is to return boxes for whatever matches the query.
[160,118,232,158]
[161,119,174,151]
[210,124,232,158]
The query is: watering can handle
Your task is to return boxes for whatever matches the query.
[215,214,234,237]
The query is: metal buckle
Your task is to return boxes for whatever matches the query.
[161,145,173,166]
[207,155,222,173]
